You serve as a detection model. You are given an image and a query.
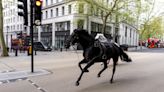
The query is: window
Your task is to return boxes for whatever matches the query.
[46,11,48,18]
[77,20,84,29]
[56,8,58,16]
[130,28,132,38]
[79,3,84,13]
[125,26,127,37]
[42,12,43,19]
[13,17,15,22]
[20,24,22,30]
[68,5,72,14]
[62,6,65,15]
[55,21,70,31]
[46,0,48,6]
[17,25,19,30]
[51,9,53,17]
[51,0,53,4]
[13,25,15,30]
[106,26,112,34]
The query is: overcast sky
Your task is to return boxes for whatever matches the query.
[153,0,164,16]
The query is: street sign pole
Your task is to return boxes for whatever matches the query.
[30,0,34,73]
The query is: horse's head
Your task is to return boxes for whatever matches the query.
[65,29,81,48]
[65,29,94,49]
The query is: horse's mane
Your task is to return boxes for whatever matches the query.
[75,29,94,40]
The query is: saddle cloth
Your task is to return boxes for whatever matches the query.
[94,33,120,59]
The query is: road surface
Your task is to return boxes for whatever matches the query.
[0,48,164,92]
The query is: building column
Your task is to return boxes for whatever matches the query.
[70,20,74,34]
[38,26,41,41]
[52,22,56,49]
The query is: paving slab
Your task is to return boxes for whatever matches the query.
[0,69,51,82]
[0,81,41,92]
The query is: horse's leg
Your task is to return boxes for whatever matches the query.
[118,47,132,62]
[83,57,98,72]
[78,59,89,72]
[97,60,108,78]
[76,71,84,86]
[110,57,118,83]
[76,58,97,86]
[76,56,100,86]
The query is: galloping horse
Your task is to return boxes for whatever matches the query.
[65,29,132,86]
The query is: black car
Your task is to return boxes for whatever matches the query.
[33,42,52,51]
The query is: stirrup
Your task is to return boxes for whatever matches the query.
[102,55,107,59]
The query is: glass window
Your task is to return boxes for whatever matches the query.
[130,28,132,38]
[125,26,127,37]
[68,5,72,14]
[79,3,84,13]
[13,25,15,30]
[17,25,19,30]
[46,11,48,18]
[51,9,53,17]
[51,0,53,4]
[56,8,58,16]
[77,20,84,29]
[55,21,70,31]
[46,0,48,6]
[62,6,65,15]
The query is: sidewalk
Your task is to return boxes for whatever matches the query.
[0,49,153,92]
[127,46,148,52]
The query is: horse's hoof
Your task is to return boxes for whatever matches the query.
[110,80,113,83]
[75,82,80,86]
[97,74,100,78]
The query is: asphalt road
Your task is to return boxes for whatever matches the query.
[0,48,164,92]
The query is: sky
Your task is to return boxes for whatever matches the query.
[153,0,164,16]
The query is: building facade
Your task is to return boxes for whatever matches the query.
[2,0,26,48]
[3,0,139,49]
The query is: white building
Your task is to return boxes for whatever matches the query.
[3,0,139,49]
[2,0,25,48]
[119,22,139,46]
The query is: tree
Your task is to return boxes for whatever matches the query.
[77,0,128,33]
[137,0,157,40]
[75,0,144,33]
[141,16,163,40]
[0,0,9,56]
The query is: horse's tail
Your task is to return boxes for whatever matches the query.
[118,46,132,62]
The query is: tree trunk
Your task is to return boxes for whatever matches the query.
[0,0,9,56]
[102,15,108,34]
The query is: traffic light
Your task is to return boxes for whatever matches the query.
[34,0,42,26]
[17,0,28,26]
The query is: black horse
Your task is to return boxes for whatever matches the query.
[65,29,132,86]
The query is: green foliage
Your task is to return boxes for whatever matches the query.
[67,0,160,39]
[139,17,163,40]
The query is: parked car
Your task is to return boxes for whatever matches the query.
[33,41,52,51]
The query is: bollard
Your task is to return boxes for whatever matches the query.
[15,49,18,56]
[27,49,30,56]
[60,48,62,52]
[35,50,37,55]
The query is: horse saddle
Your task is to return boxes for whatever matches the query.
[94,40,112,59]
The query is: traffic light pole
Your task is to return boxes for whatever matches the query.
[30,0,34,73]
